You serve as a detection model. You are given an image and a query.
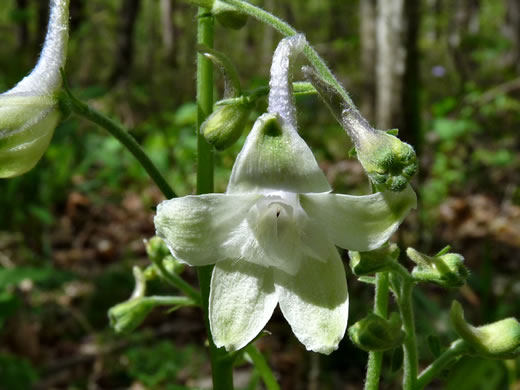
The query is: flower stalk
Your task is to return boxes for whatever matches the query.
[195,8,235,390]
[60,72,177,200]
[416,339,468,389]
[364,272,390,390]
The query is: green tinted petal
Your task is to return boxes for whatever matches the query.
[210,259,278,351]
[227,113,331,194]
[0,95,60,178]
[154,193,261,266]
[274,249,349,354]
[300,185,417,251]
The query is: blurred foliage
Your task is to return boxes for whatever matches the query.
[0,0,519,389]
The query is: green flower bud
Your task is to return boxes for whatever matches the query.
[407,247,469,288]
[302,66,417,192]
[353,129,418,192]
[202,103,251,150]
[348,312,404,351]
[108,297,156,334]
[348,243,400,276]
[0,0,69,178]
[145,236,171,263]
[451,301,520,359]
[146,236,185,275]
[0,95,61,177]
[212,0,248,30]
[162,256,185,275]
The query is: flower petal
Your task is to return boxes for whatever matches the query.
[210,259,278,351]
[154,193,261,266]
[0,97,60,178]
[227,113,331,195]
[300,185,417,252]
[274,249,349,354]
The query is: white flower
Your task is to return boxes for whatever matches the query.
[0,0,69,178]
[154,35,416,354]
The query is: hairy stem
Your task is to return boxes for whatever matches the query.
[416,339,468,389]
[60,72,177,199]
[219,0,355,108]
[195,9,234,390]
[397,279,418,390]
[364,272,390,390]
[149,256,201,304]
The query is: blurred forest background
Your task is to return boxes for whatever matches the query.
[0,0,519,389]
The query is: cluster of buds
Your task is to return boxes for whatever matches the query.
[407,246,469,288]
[348,312,404,351]
[302,66,418,192]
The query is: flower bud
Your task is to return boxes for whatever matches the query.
[348,312,404,351]
[212,0,248,30]
[353,128,417,192]
[108,297,156,334]
[348,243,400,276]
[202,103,251,150]
[302,66,417,192]
[407,247,469,288]
[145,236,185,275]
[145,236,171,264]
[162,256,185,275]
[0,0,69,178]
[451,301,520,359]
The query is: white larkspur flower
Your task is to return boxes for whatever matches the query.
[154,35,416,354]
[0,0,69,178]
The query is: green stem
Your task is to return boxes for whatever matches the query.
[149,256,201,304]
[219,0,355,107]
[397,279,418,390]
[245,345,281,390]
[60,74,176,200]
[195,9,234,390]
[196,44,242,95]
[416,339,467,390]
[145,295,198,307]
[364,272,390,390]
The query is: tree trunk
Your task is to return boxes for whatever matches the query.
[109,0,142,86]
[448,0,481,91]
[506,0,520,72]
[401,0,422,150]
[375,0,406,130]
[160,0,175,60]
[360,0,377,123]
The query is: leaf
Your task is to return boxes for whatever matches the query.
[357,276,376,285]
[427,334,442,358]
[390,347,404,373]
[0,267,75,290]
[444,357,507,390]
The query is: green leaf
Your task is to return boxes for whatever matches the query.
[391,346,404,373]
[0,354,38,390]
[427,334,442,358]
[444,357,507,390]
[0,266,75,290]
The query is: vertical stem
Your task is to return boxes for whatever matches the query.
[195,8,234,390]
[397,280,418,390]
[364,272,389,390]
